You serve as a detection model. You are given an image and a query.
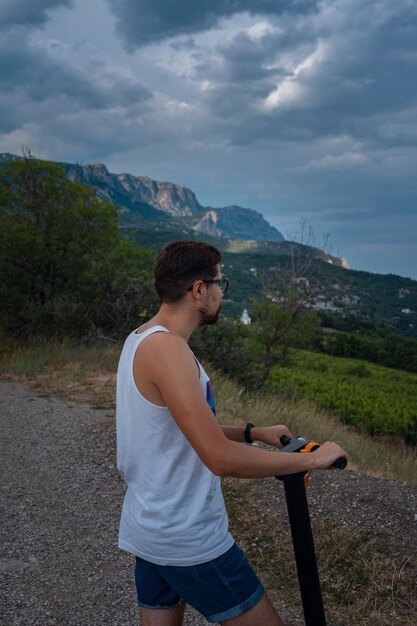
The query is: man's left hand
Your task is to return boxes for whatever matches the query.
[252,425,292,448]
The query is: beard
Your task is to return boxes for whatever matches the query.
[198,303,222,326]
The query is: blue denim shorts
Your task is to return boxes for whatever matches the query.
[134,543,265,623]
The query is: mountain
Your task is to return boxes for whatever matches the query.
[1,153,285,241]
[2,153,286,241]
[1,152,416,337]
[125,226,417,336]
[193,205,283,241]
[63,162,202,217]
[61,160,284,242]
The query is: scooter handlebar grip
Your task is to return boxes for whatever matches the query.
[332,457,347,470]
[280,435,347,469]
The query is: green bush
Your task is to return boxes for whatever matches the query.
[0,155,157,340]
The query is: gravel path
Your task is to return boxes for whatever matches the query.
[0,381,209,626]
[1,381,416,626]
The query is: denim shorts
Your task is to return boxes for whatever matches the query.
[134,543,265,623]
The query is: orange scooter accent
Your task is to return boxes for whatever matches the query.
[299,442,320,487]
[299,441,320,453]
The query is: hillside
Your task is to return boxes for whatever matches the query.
[1,152,416,337]
[0,153,284,243]
[125,227,417,337]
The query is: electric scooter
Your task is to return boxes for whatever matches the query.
[277,436,347,626]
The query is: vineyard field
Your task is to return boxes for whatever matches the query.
[268,351,417,442]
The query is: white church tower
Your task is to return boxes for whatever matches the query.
[241,308,251,325]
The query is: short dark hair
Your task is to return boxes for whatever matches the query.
[154,240,221,303]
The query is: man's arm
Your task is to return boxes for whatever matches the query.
[221,425,292,447]
[140,333,348,478]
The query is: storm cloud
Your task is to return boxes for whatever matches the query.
[187,0,417,148]
[0,3,152,156]
[105,0,318,47]
[1,0,416,278]
[0,0,73,28]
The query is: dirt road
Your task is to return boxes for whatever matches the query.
[1,380,416,626]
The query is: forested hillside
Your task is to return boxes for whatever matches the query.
[1,155,416,446]
[126,228,417,338]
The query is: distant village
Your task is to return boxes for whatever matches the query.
[235,268,414,325]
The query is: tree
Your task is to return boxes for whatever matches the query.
[190,319,252,381]
[249,300,321,376]
[236,218,331,379]
[0,154,156,340]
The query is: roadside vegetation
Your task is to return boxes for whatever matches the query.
[268,351,417,444]
[0,154,157,341]
[1,340,416,485]
[1,341,416,625]
[224,480,416,626]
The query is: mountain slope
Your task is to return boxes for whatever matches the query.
[0,154,283,242]
[1,152,417,337]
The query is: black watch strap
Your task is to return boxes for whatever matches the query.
[244,422,255,444]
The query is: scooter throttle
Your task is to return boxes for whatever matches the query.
[280,435,347,469]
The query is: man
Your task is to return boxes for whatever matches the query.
[116,240,347,626]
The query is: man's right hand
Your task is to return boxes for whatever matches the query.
[312,441,348,470]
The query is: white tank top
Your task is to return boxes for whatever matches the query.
[116,325,234,566]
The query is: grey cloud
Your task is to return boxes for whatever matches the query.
[170,37,196,51]
[213,30,282,82]
[0,19,194,161]
[105,0,317,48]
[188,0,417,151]
[0,94,31,134]
[0,30,151,133]
[0,0,73,27]
[0,26,152,159]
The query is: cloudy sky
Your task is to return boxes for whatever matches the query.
[1,0,417,279]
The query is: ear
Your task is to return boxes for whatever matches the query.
[189,280,206,299]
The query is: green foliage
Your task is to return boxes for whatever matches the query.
[250,300,321,368]
[0,155,156,339]
[125,227,417,339]
[191,302,321,389]
[268,351,417,443]
[320,327,417,373]
[190,319,253,382]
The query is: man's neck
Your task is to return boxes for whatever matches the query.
[148,304,199,342]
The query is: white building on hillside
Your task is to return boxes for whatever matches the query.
[241,308,251,325]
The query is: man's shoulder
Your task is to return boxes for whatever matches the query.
[134,330,199,384]
[136,328,190,360]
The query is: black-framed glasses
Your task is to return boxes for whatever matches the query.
[187,277,229,294]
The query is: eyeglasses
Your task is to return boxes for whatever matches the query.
[187,277,229,294]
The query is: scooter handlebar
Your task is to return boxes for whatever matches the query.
[332,456,347,469]
[280,435,347,470]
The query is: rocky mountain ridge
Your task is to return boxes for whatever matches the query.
[0,153,284,242]
[64,161,202,217]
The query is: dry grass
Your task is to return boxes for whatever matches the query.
[223,478,417,626]
[1,342,416,625]
[1,342,416,483]
[209,367,417,484]
[0,341,118,408]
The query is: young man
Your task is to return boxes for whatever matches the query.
[116,240,348,626]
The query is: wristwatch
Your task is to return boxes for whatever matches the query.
[244,422,255,444]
